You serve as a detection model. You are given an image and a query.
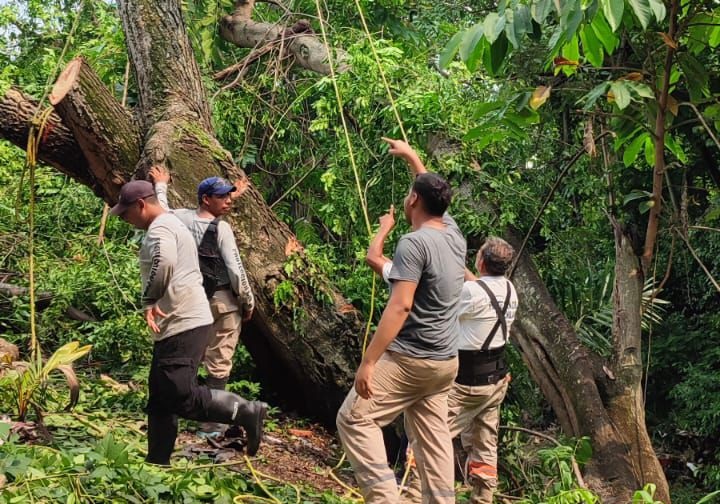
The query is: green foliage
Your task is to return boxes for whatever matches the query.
[501,433,598,504]
[1,341,91,421]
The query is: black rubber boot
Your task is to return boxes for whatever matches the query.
[206,389,268,456]
[198,376,230,437]
[146,414,178,465]
[205,375,229,390]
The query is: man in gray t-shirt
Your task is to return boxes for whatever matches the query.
[337,138,466,504]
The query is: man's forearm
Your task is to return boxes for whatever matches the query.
[362,303,410,365]
[404,152,428,176]
[367,230,390,262]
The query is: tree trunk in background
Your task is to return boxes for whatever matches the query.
[445,149,669,502]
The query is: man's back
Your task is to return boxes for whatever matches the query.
[140,212,212,340]
[387,214,466,360]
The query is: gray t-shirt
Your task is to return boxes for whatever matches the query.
[386,214,466,359]
[140,212,213,341]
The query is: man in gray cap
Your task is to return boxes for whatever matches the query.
[111,180,267,465]
[148,167,255,437]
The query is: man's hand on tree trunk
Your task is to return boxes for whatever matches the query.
[148,165,170,184]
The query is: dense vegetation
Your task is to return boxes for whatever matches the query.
[1,0,718,502]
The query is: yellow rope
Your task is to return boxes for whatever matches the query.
[242,456,283,504]
[313,0,371,236]
[17,0,86,364]
[352,0,408,143]
[313,0,379,360]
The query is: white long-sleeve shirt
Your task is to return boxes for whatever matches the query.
[154,182,255,313]
[140,212,213,341]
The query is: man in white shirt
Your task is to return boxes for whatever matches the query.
[450,237,518,504]
[111,180,267,465]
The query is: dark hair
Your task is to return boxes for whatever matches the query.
[479,237,515,276]
[411,173,452,216]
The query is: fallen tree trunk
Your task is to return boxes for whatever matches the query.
[50,57,142,202]
[0,88,96,193]
[219,0,347,75]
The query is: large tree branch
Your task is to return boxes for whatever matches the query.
[220,0,348,75]
[0,88,97,194]
[49,57,142,202]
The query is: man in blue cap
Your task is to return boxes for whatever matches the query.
[110,180,267,465]
[149,167,255,437]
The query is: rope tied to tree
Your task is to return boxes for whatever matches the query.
[15,0,86,365]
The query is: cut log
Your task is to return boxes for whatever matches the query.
[0,88,96,192]
[220,0,347,75]
[49,57,142,202]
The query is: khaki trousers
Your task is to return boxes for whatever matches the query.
[204,289,242,380]
[337,351,458,504]
[403,375,510,504]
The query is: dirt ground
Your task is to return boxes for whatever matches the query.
[175,416,358,497]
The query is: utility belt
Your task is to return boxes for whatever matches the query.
[455,347,507,386]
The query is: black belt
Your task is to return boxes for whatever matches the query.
[455,348,507,386]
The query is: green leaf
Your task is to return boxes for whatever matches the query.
[610,81,632,109]
[665,135,687,163]
[514,4,533,39]
[623,190,652,205]
[505,9,519,49]
[696,490,720,504]
[623,132,649,166]
[600,0,624,32]
[474,101,504,118]
[625,81,655,99]
[590,10,619,53]
[439,29,465,69]
[678,53,710,101]
[484,12,506,45]
[579,82,610,110]
[560,35,581,76]
[531,0,552,24]
[644,134,655,167]
[484,34,510,76]
[580,25,604,67]
[459,23,485,71]
[562,3,585,43]
[648,0,666,22]
[628,0,652,29]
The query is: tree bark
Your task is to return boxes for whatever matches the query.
[219,0,348,75]
[49,57,142,202]
[0,88,95,192]
[607,221,670,502]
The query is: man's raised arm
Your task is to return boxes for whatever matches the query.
[382,137,428,176]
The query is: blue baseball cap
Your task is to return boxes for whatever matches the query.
[197,176,236,203]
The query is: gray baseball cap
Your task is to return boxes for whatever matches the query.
[110,180,155,216]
